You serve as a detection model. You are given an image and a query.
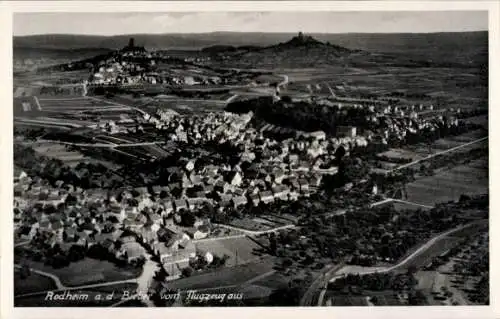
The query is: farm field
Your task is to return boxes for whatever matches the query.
[391,200,432,212]
[228,218,274,231]
[393,220,487,271]
[375,130,487,173]
[14,256,142,287]
[378,148,425,162]
[167,257,275,291]
[324,290,407,306]
[32,142,89,167]
[194,236,262,267]
[411,129,486,155]
[14,70,89,89]
[415,270,474,306]
[463,115,488,128]
[14,96,130,123]
[150,98,226,115]
[271,64,487,109]
[405,158,488,206]
[252,271,289,290]
[14,270,57,295]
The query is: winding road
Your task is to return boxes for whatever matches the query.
[313,221,484,306]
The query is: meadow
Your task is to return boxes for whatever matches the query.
[405,158,488,206]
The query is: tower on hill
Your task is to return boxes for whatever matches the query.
[128,38,135,48]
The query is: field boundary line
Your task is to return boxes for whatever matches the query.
[392,136,488,172]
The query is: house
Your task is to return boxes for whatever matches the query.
[185,226,209,240]
[296,161,310,173]
[137,226,157,245]
[149,212,162,225]
[288,191,299,201]
[182,173,193,188]
[174,199,188,212]
[123,218,141,230]
[186,198,203,211]
[154,242,174,262]
[87,235,98,248]
[273,171,286,184]
[134,187,149,196]
[203,165,219,176]
[287,154,299,164]
[94,232,113,244]
[259,191,275,204]
[138,197,154,211]
[120,234,136,244]
[63,228,77,242]
[228,171,243,187]
[190,175,203,186]
[185,159,196,172]
[39,220,50,231]
[184,76,196,86]
[14,168,28,184]
[272,186,290,201]
[76,231,90,246]
[233,188,246,197]
[121,242,145,263]
[135,213,148,224]
[27,224,40,240]
[231,196,248,208]
[215,180,231,194]
[315,166,339,175]
[249,193,260,207]
[50,220,64,231]
[308,131,326,140]
[111,229,124,242]
[204,184,215,194]
[151,185,162,195]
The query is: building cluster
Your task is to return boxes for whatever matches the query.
[13,170,210,268]
[14,105,368,269]
[87,39,224,87]
[367,106,461,144]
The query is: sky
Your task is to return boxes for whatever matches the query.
[13,11,488,36]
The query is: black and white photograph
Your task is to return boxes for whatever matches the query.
[1,2,497,316]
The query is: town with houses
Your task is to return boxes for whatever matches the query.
[12,28,489,308]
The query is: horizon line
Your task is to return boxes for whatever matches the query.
[14,30,489,37]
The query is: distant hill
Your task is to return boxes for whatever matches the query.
[201,33,357,68]
[14,31,487,69]
[14,31,487,52]
[14,46,113,60]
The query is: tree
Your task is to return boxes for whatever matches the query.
[408,289,427,305]
[19,263,31,279]
[181,266,194,278]
[180,210,196,227]
[159,190,168,199]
